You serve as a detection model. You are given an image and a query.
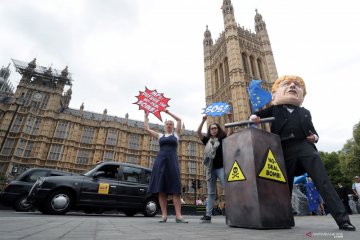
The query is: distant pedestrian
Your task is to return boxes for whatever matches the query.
[305,177,321,215]
[352,176,360,203]
[196,199,203,205]
[337,183,352,214]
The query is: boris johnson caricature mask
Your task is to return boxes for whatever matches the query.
[271,75,307,107]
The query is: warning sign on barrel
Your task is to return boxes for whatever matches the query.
[258,149,286,183]
[227,160,246,182]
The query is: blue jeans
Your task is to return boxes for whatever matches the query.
[205,168,225,216]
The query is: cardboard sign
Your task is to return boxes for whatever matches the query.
[203,101,231,117]
[134,87,170,121]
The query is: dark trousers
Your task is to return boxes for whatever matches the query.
[283,140,349,226]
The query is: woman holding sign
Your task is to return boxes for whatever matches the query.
[144,109,188,223]
[197,113,233,223]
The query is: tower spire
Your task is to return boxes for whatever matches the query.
[254,9,278,82]
[222,0,236,26]
[203,25,213,47]
[255,9,267,32]
[0,63,11,80]
[222,0,234,16]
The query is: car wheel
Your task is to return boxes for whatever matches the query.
[143,198,159,217]
[44,190,73,215]
[13,195,32,212]
[124,210,137,217]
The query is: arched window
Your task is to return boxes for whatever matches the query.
[241,53,248,74]
[257,58,264,80]
[224,58,229,82]
[249,56,256,78]
[214,69,219,90]
[219,63,224,84]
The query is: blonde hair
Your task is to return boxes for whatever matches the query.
[271,75,307,96]
[165,119,174,125]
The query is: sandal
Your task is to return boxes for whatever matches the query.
[159,217,167,223]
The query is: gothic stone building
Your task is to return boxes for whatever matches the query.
[0,59,205,199]
[0,1,278,202]
[203,0,278,126]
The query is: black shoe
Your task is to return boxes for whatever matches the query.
[339,221,356,231]
[200,215,211,223]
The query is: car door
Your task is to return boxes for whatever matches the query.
[79,164,120,206]
[117,165,148,208]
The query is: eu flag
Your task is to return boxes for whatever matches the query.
[248,79,272,112]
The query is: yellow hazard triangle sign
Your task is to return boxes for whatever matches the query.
[227,160,246,182]
[258,149,286,183]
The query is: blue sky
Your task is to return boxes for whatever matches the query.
[0,0,359,152]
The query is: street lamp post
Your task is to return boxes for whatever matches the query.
[194,176,197,206]
[0,97,25,174]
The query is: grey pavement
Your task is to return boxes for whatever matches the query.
[0,211,358,240]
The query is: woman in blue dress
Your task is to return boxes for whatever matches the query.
[144,109,187,223]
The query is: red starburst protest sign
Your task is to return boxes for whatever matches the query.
[133,87,171,121]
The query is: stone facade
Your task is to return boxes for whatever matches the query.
[0,1,278,203]
[0,59,205,199]
[203,0,278,127]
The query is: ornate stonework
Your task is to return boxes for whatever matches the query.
[0,1,278,202]
[203,0,278,127]
[0,59,205,200]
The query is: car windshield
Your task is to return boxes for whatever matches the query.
[83,165,99,177]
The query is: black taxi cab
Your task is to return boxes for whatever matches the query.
[0,168,76,212]
[27,162,159,217]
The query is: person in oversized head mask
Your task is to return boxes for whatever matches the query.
[250,75,356,231]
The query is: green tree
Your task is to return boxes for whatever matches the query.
[339,121,360,184]
[320,151,348,185]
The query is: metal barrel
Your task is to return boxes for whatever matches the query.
[224,117,275,128]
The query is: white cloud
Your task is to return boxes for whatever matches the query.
[1,0,359,152]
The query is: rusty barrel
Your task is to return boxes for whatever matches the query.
[222,127,294,229]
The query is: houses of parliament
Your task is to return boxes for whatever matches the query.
[0,0,278,200]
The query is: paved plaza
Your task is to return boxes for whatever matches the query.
[0,211,358,240]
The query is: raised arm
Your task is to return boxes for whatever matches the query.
[144,112,159,139]
[165,109,182,136]
[197,115,207,140]
[226,112,234,137]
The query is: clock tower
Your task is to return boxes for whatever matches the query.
[12,58,72,112]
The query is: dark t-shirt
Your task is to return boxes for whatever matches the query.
[201,136,226,169]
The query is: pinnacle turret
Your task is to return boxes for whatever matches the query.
[255,9,267,33]
[203,25,213,46]
[222,0,234,16]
